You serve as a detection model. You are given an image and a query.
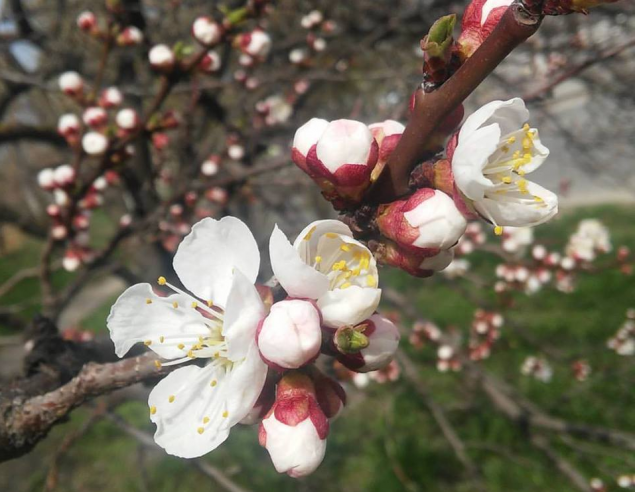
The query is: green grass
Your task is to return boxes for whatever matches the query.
[1,204,634,492]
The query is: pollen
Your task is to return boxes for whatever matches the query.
[159,336,165,343]
[507,136,516,144]
[187,350,194,358]
[178,343,185,349]
[340,244,351,252]
[314,255,322,264]
[534,196,544,203]
[158,276,167,285]
[326,232,338,239]
[150,405,157,415]
[197,427,204,434]
[303,226,317,240]
[501,176,512,184]
[523,123,530,132]
[144,340,152,346]
[211,380,218,387]
[222,411,229,418]
[154,360,162,368]
[494,226,504,236]
[168,395,175,403]
[145,298,152,304]
[207,300,214,307]
[203,417,210,424]
[172,301,178,308]
[191,301,198,308]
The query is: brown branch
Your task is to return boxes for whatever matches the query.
[397,350,481,480]
[530,434,593,492]
[370,2,544,203]
[0,351,175,462]
[524,36,635,102]
[0,125,65,146]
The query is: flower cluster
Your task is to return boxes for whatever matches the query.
[607,309,635,356]
[288,10,335,66]
[469,310,504,361]
[108,216,399,477]
[520,355,553,383]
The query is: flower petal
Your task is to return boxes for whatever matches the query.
[148,364,231,458]
[269,225,329,300]
[293,219,352,263]
[107,283,210,359]
[222,269,265,361]
[477,181,558,227]
[173,217,259,308]
[452,123,501,201]
[317,286,381,328]
[459,98,529,142]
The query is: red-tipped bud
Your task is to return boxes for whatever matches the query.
[259,372,328,478]
[77,11,97,32]
[99,87,123,108]
[57,114,81,140]
[83,107,108,129]
[192,16,222,46]
[59,71,84,96]
[236,28,272,60]
[117,26,143,46]
[115,108,139,131]
[334,314,401,373]
[377,188,467,256]
[149,44,175,71]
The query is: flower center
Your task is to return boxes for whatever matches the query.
[310,233,377,289]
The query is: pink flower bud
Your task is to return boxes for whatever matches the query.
[63,249,82,272]
[59,71,84,96]
[51,224,67,240]
[201,155,221,176]
[53,164,76,188]
[205,186,228,205]
[289,48,308,65]
[37,168,56,190]
[199,50,221,73]
[377,188,467,256]
[57,113,81,138]
[237,28,272,59]
[77,11,97,32]
[82,132,108,155]
[46,204,61,217]
[259,373,328,478]
[117,26,143,46]
[99,87,123,108]
[115,108,139,130]
[336,314,400,373]
[291,118,329,175]
[458,0,513,59]
[227,144,245,160]
[149,44,175,71]
[257,299,322,370]
[83,107,108,128]
[192,16,222,46]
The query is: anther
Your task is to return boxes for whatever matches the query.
[172,301,179,308]
[158,276,167,285]
[168,395,175,403]
[154,360,162,368]
[197,427,204,434]
[494,226,504,236]
[150,406,157,415]
[145,299,152,304]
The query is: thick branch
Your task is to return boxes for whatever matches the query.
[370,3,543,202]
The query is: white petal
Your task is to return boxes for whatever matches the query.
[481,0,513,25]
[107,283,210,359]
[317,286,381,328]
[222,269,265,361]
[420,249,455,271]
[315,119,373,173]
[262,415,326,477]
[269,225,329,299]
[459,98,529,142]
[520,128,550,174]
[292,219,352,261]
[293,118,329,156]
[477,181,558,227]
[173,217,260,308]
[368,120,405,136]
[452,124,501,200]
[149,364,231,458]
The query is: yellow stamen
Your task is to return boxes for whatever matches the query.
[158,276,166,285]
[325,233,338,239]
[366,276,377,287]
[340,244,351,252]
[197,427,204,434]
[178,343,185,349]
[172,301,178,308]
[159,336,165,343]
[203,417,210,424]
[154,360,162,368]
[494,226,504,236]
[507,136,517,144]
[211,380,217,387]
[222,411,229,418]
[187,350,194,358]
[501,176,512,184]
[145,298,152,304]
[341,282,352,289]
[150,406,157,415]
[168,395,175,403]
[191,301,198,308]
[144,340,152,346]
[207,300,213,307]
[314,256,322,264]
